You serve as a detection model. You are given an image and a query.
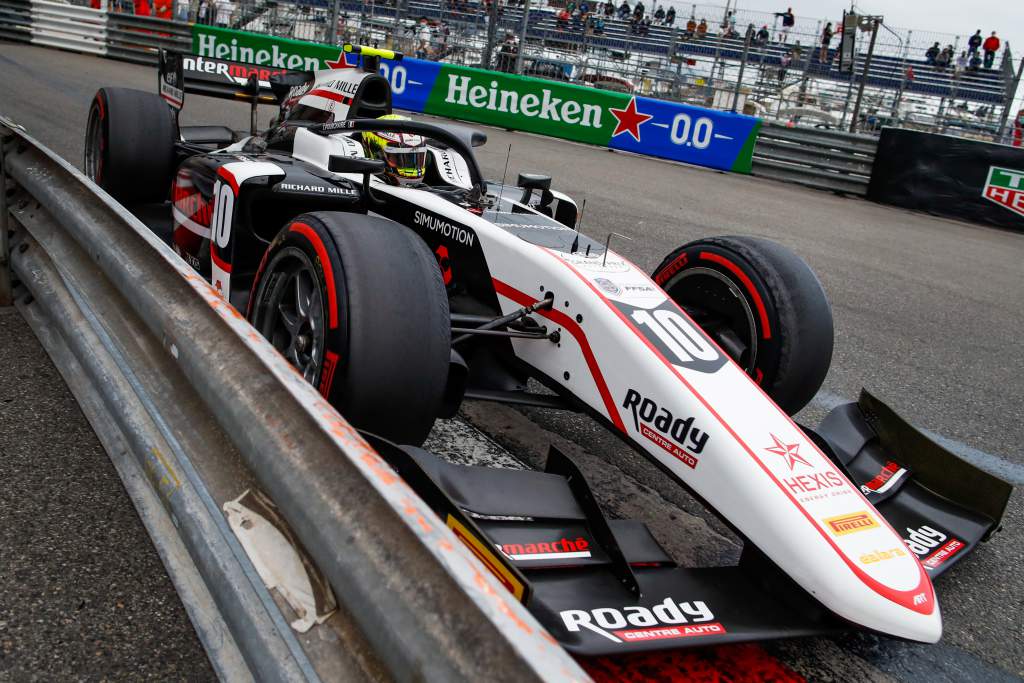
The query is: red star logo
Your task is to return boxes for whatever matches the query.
[325,52,356,69]
[609,97,653,142]
[765,434,812,470]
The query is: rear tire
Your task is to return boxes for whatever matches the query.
[653,235,833,415]
[84,87,177,205]
[249,212,451,445]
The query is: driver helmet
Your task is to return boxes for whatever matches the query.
[361,114,427,185]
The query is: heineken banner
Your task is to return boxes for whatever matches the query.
[193,26,760,173]
[868,128,1024,231]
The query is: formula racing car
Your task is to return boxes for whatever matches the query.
[82,46,1012,656]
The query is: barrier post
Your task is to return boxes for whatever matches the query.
[0,128,11,306]
[514,0,531,74]
[849,16,879,133]
[731,29,751,113]
[995,56,1024,142]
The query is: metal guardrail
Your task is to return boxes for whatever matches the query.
[0,0,190,63]
[751,122,878,195]
[0,118,590,682]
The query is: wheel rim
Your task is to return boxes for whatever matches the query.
[84,107,103,182]
[262,252,326,384]
[670,266,759,375]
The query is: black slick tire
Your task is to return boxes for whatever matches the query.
[84,87,177,205]
[653,235,833,415]
[248,211,451,445]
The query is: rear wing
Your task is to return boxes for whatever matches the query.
[158,48,304,110]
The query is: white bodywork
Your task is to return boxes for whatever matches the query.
[231,80,943,641]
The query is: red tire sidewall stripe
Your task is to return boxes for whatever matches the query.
[698,250,773,340]
[290,222,339,329]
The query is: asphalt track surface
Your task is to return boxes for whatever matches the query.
[0,43,1021,681]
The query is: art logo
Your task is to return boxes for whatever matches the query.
[981,166,1024,217]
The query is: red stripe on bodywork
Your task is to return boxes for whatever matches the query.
[308,88,353,105]
[491,279,626,432]
[216,166,240,194]
[699,251,772,340]
[550,251,934,615]
[290,222,339,329]
[211,247,232,272]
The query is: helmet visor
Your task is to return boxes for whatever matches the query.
[382,145,427,179]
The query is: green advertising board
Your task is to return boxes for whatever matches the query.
[191,26,761,173]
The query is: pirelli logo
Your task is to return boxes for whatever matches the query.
[824,512,879,536]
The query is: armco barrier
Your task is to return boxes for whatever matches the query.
[0,118,590,682]
[752,123,879,196]
[0,0,192,63]
[193,25,762,174]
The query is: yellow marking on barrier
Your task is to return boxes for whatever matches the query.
[145,447,181,499]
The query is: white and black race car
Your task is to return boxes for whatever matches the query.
[83,46,1011,657]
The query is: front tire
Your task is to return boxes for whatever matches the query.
[249,212,451,445]
[653,235,833,415]
[85,87,177,205]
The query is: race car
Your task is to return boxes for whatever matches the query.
[82,45,1011,656]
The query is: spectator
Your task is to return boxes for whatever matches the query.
[213,0,232,27]
[968,53,981,71]
[685,16,696,37]
[593,15,605,33]
[653,5,664,24]
[617,0,629,19]
[955,50,968,73]
[604,2,614,17]
[496,34,517,72]
[696,18,707,38]
[580,0,590,14]
[936,45,952,70]
[197,0,209,23]
[755,24,769,46]
[744,22,755,42]
[720,10,735,35]
[665,6,674,26]
[775,6,794,43]
[967,29,982,56]
[983,31,1000,68]
[557,8,570,29]
[819,22,832,62]
[174,0,189,21]
[415,18,433,59]
[925,42,940,65]
[633,0,644,19]
[778,50,792,81]
[1012,108,1023,148]
[640,15,651,35]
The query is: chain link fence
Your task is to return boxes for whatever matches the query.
[72,0,1024,142]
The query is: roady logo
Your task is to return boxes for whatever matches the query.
[560,597,722,644]
[982,166,1024,217]
[623,389,708,469]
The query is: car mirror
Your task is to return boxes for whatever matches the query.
[328,156,385,174]
[517,172,552,191]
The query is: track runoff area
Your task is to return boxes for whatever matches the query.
[0,42,1022,681]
